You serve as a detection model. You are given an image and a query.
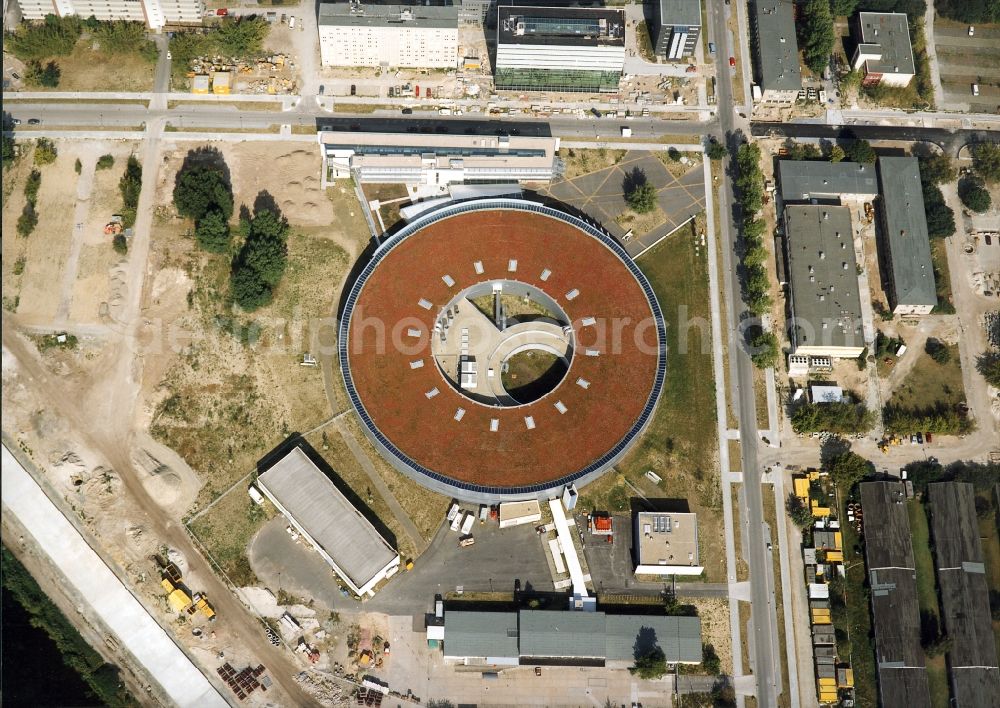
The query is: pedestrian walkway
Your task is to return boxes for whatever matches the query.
[1,445,228,708]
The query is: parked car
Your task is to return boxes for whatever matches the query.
[916,432,924,445]
[969,25,975,36]
[729,56,736,68]
[709,42,716,54]
[166,51,172,60]
[925,432,933,443]
[350,84,356,96]
[910,434,918,444]
[27,118,41,125]
[11,118,21,125]
[973,83,980,96]
[318,84,324,95]
[401,107,413,114]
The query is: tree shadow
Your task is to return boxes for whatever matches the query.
[820,436,852,467]
[632,625,660,660]
[622,166,649,196]
[253,189,281,217]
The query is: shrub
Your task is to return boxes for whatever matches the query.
[706,139,728,160]
[977,350,1000,387]
[791,402,875,434]
[118,155,142,228]
[92,21,157,60]
[24,59,61,88]
[112,233,128,255]
[845,139,876,164]
[231,207,289,311]
[924,338,951,364]
[787,493,813,528]
[17,204,39,237]
[625,180,657,214]
[33,138,57,165]
[74,158,82,174]
[24,169,42,203]
[667,147,682,162]
[750,330,779,369]
[829,145,845,163]
[96,154,115,170]
[195,209,231,253]
[798,0,834,74]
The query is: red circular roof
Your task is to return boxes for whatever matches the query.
[345,207,661,491]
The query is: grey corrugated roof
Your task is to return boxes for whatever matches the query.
[257,447,397,590]
[519,610,606,658]
[658,0,701,27]
[751,0,801,92]
[785,205,864,351]
[604,615,702,663]
[877,157,937,309]
[778,160,879,202]
[319,0,458,28]
[444,611,520,659]
[857,12,915,76]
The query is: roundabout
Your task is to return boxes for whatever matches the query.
[339,199,666,501]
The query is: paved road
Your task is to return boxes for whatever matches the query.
[708,2,783,705]
[751,121,998,157]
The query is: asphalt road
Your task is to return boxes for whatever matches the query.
[708,3,781,706]
[751,121,997,157]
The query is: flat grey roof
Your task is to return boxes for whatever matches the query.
[857,12,915,76]
[319,0,458,28]
[928,483,1000,706]
[519,610,606,659]
[444,610,520,659]
[497,5,625,48]
[257,447,397,590]
[778,160,879,202]
[860,482,931,708]
[877,157,937,309]
[751,0,801,91]
[784,205,864,351]
[658,0,701,28]
[605,615,702,663]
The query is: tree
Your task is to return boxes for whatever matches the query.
[626,180,658,214]
[96,154,115,170]
[118,155,142,228]
[845,139,876,164]
[830,0,860,16]
[630,646,667,680]
[25,59,61,88]
[787,493,814,528]
[16,204,38,237]
[5,14,82,60]
[825,451,873,490]
[92,21,157,59]
[978,350,1000,387]
[829,145,846,163]
[112,233,128,255]
[667,147,682,162]
[799,0,835,74]
[173,165,233,221]
[215,16,270,58]
[750,330,779,369]
[791,402,874,434]
[195,209,231,253]
[231,207,289,311]
[24,169,42,204]
[706,139,728,161]
[922,181,956,239]
[959,175,992,213]
[924,338,951,364]
[918,153,956,186]
[972,141,1000,183]
[702,644,722,675]
[34,138,57,165]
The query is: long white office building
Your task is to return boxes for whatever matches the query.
[319,0,459,68]
[16,0,202,29]
[318,130,558,187]
[494,4,625,93]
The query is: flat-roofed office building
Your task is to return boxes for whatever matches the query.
[785,205,865,358]
[494,4,625,93]
[653,0,702,60]
[318,130,558,187]
[851,12,915,87]
[256,446,400,597]
[633,511,703,576]
[319,0,459,68]
[750,0,801,103]
[17,0,202,29]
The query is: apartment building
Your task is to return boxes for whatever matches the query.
[494,4,625,93]
[17,0,202,29]
[750,0,802,103]
[319,0,459,69]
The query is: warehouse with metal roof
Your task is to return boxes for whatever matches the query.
[876,157,937,316]
[778,160,879,203]
[256,446,400,597]
[441,608,702,666]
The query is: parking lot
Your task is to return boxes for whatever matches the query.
[934,20,1000,112]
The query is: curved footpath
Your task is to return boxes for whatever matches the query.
[1,445,228,708]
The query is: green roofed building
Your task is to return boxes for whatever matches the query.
[495,4,626,92]
[442,611,520,665]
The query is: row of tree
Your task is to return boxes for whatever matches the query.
[734,144,774,342]
[916,153,957,240]
[791,401,875,434]
[173,157,289,311]
[882,403,974,435]
[168,16,270,70]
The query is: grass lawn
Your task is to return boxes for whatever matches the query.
[615,205,667,239]
[887,343,964,410]
[47,42,155,92]
[578,215,722,580]
[188,483,278,586]
[655,151,703,180]
[501,350,566,404]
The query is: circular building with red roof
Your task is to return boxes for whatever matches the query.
[339,199,665,501]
